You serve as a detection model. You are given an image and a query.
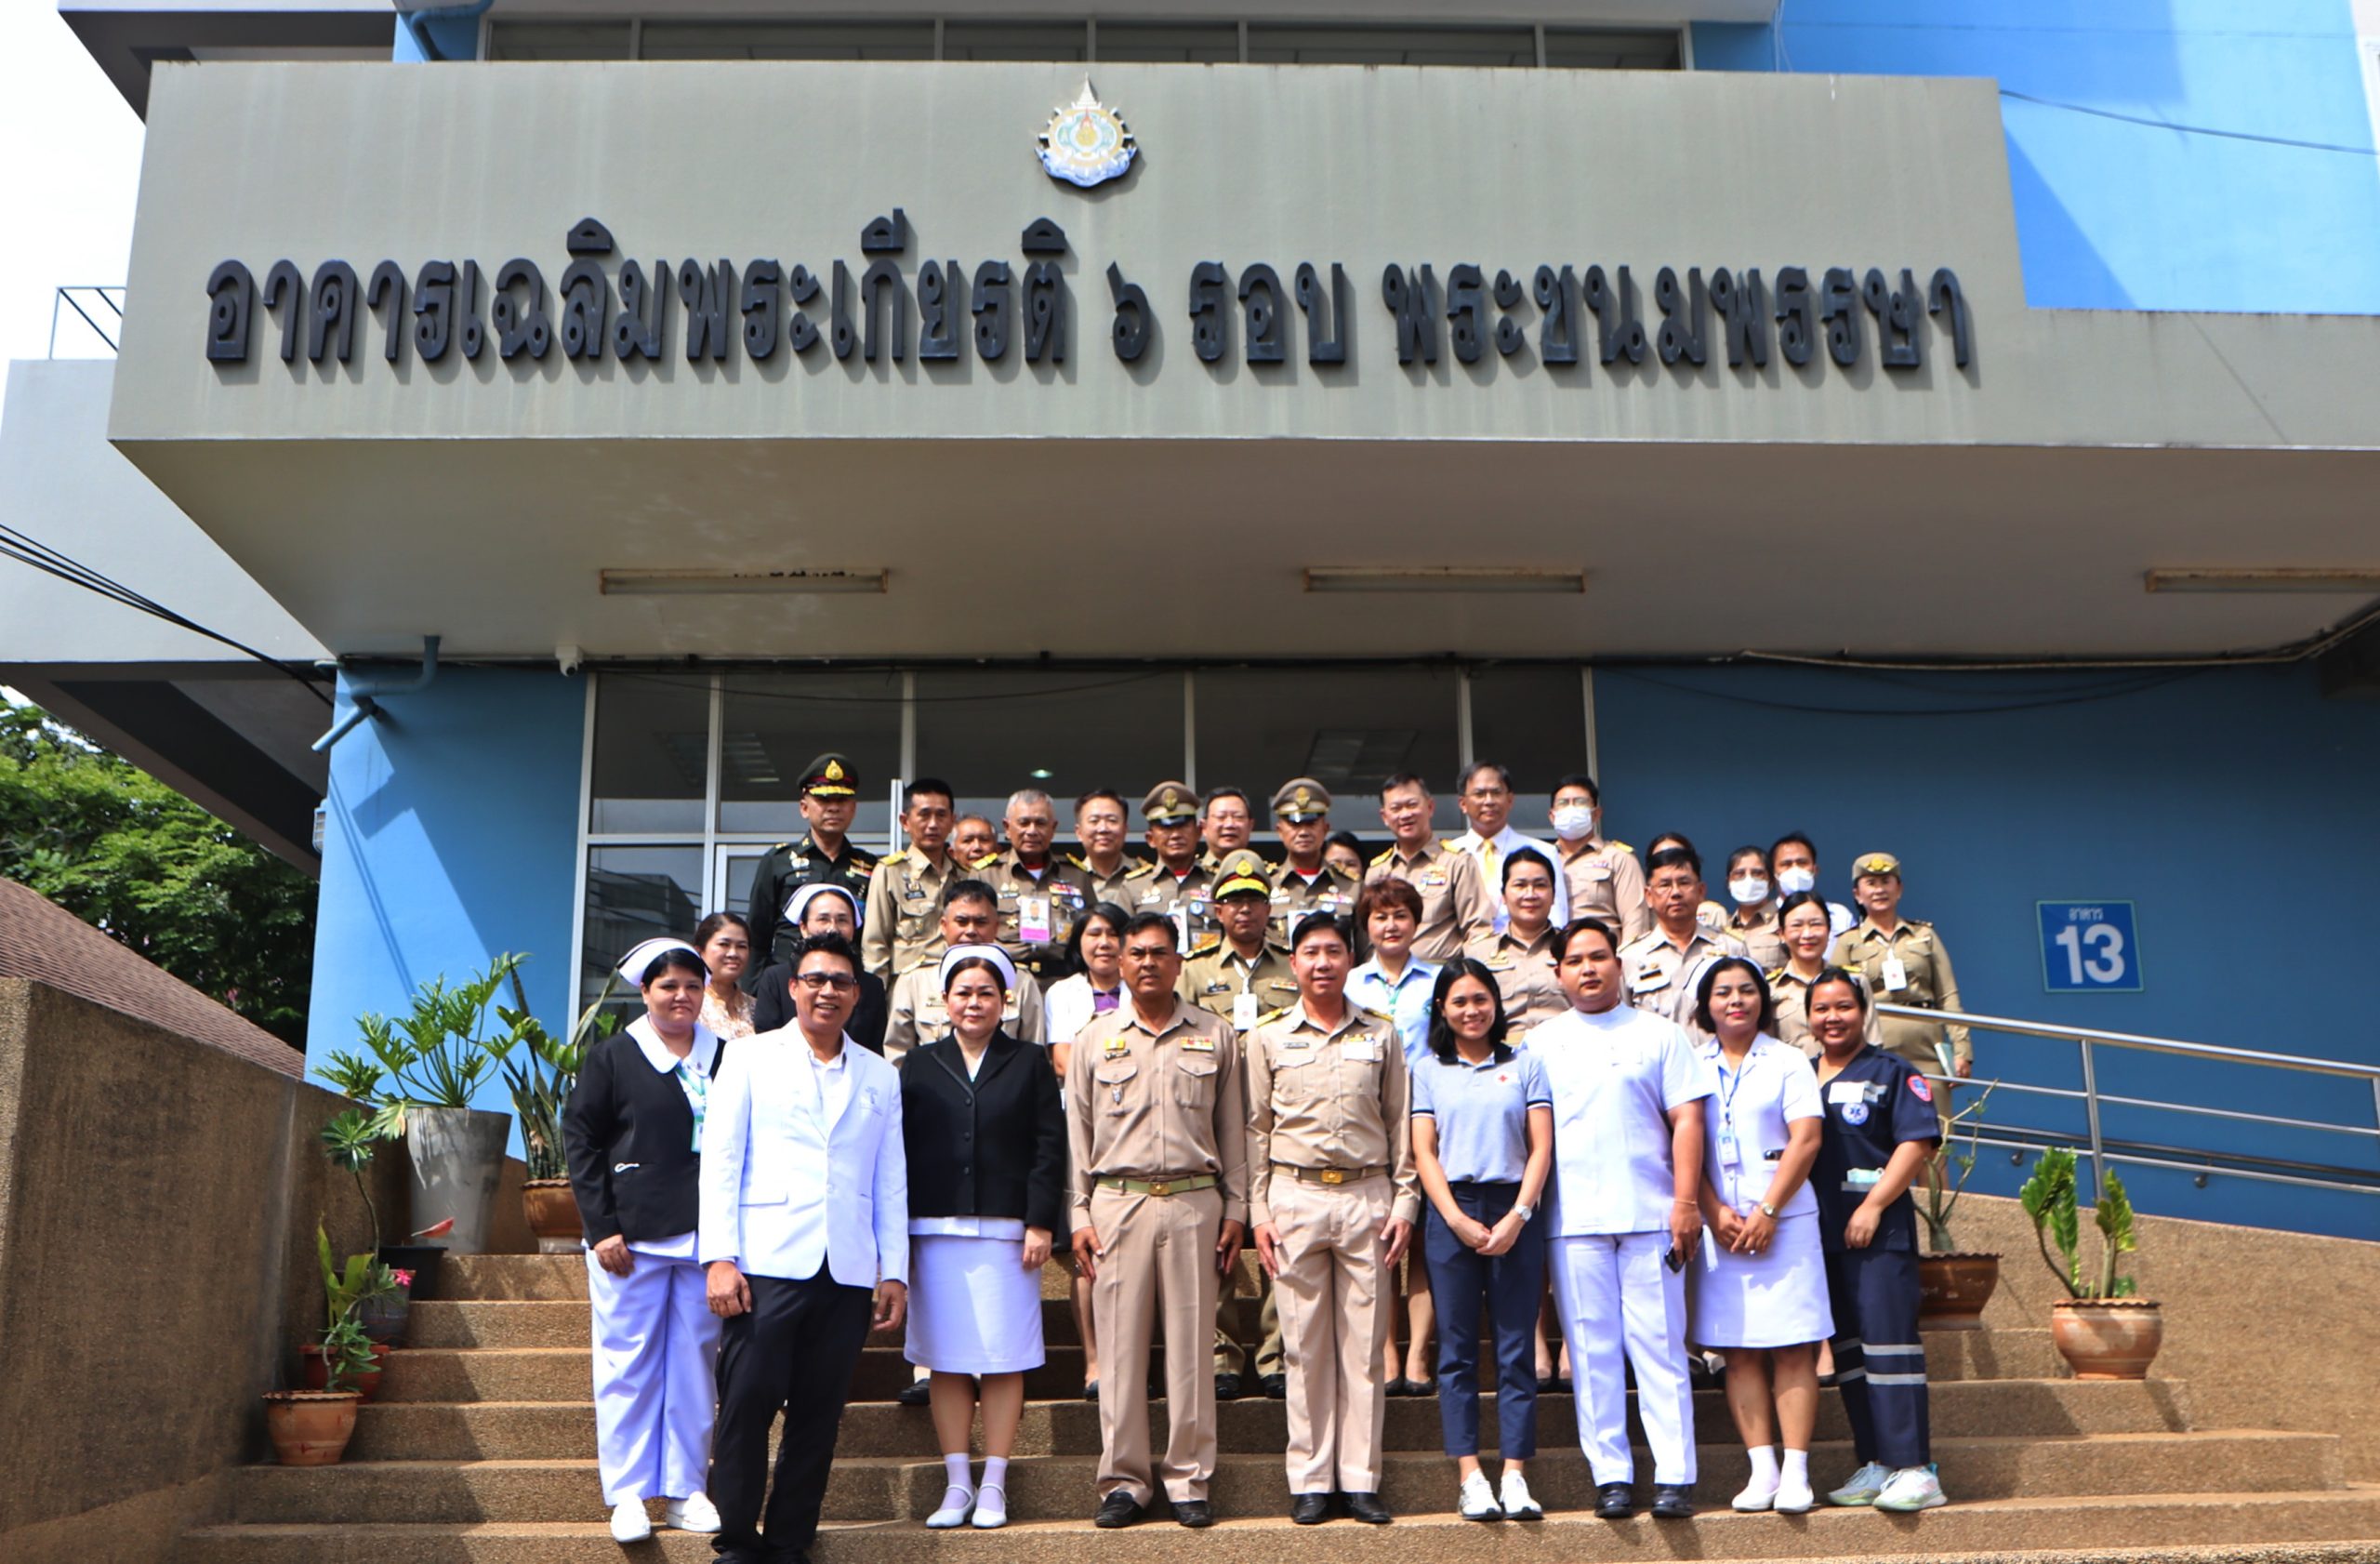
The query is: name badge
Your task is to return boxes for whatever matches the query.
[1881,953,1910,992]
[1826,1080,1868,1105]
[1343,1038,1383,1063]
[904,882,927,900]
[1421,871,1446,889]
[1283,1034,1314,1050]
[1844,1167,1883,1188]
[1104,1038,1131,1057]
[1180,1035,1217,1054]
[1633,965,1672,992]
[1020,895,1051,944]
[1233,992,1260,1030]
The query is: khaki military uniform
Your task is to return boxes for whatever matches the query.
[1071,853,1144,913]
[1069,1001,1249,1507]
[1725,908,1788,972]
[1770,963,1884,1059]
[982,851,1092,987]
[882,963,1049,1065]
[1619,924,1751,1034]
[1246,1003,1420,1496]
[860,845,961,980]
[1830,918,1971,1072]
[1466,923,1569,1033]
[1558,838,1652,944]
[1119,861,1222,948]
[746,833,879,967]
[1364,841,1493,963]
[1178,939,1301,1031]
[1267,861,1363,948]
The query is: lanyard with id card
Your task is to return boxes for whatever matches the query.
[1233,991,1260,1030]
[1881,948,1910,991]
[1019,895,1052,945]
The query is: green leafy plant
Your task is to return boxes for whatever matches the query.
[324,953,539,1136]
[314,1312,379,1397]
[318,1107,386,1253]
[2017,1147,2141,1299]
[499,970,621,1181]
[1919,1054,1998,1253]
[315,1224,404,1332]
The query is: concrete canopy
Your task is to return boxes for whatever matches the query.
[108,61,2380,662]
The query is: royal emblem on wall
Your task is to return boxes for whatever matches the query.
[1038,80,1137,188]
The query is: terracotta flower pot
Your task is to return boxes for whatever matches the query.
[300,1342,394,1402]
[2051,1297,2164,1379]
[263,1390,361,1465]
[522,1177,585,1255]
[1917,1252,2001,1331]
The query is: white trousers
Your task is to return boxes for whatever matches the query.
[587,1247,722,1505]
[1549,1231,1697,1486]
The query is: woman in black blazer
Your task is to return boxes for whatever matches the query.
[901,945,1068,1531]
[561,938,729,1544]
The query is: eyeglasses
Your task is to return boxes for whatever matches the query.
[793,973,858,991]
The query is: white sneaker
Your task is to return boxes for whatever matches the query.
[972,1484,1009,1529]
[1458,1472,1503,1521]
[1873,1465,1948,1512]
[609,1500,653,1543]
[1828,1461,1893,1506]
[927,1485,977,1529]
[1731,1475,1779,1512]
[664,1491,720,1532]
[1774,1471,1816,1514]
[1498,1470,1542,1520]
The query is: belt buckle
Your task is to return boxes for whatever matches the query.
[1149,1180,1173,1197]
[1319,1168,1345,1186]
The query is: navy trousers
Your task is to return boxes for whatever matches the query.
[1824,1247,1931,1469]
[709,1266,875,1561]
[1424,1181,1546,1459]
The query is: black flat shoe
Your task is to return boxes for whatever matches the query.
[895,1378,932,1406]
[1382,1377,1413,1398]
[1651,1483,1695,1519]
[1408,1376,1437,1397]
[1343,1491,1393,1525]
[1594,1482,1634,1519]
[1291,1493,1332,1525]
[1261,1373,1288,1399]
[1082,1380,1099,1403]
[1173,1500,1215,1529]
[1094,1491,1145,1529]
[1214,1372,1242,1401]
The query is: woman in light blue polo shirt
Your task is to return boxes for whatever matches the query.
[1410,957,1554,1523]
[1349,877,1444,1398]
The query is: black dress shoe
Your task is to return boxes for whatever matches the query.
[1343,1491,1393,1525]
[1382,1377,1409,1398]
[1409,1375,1437,1397]
[1651,1483,1695,1519]
[1214,1372,1242,1401]
[896,1378,932,1406]
[1173,1499,1215,1529]
[1083,1380,1099,1403]
[1291,1492,1332,1525]
[1094,1491,1145,1529]
[1594,1482,1634,1519]
[1261,1373,1288,1399]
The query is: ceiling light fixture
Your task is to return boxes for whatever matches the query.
[600,567,888,596]
[2144,568,2380,594]
[1302,567,1587,595]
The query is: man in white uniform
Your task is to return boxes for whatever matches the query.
[1526,916,1713,1520]
[1449,762,1569,933]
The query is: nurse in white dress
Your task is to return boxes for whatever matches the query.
[1689,957,1830,1514]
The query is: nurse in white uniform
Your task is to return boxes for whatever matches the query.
[561,938,728,1544]
[1527,917,1714,1521]
[1688,958,1830,1514]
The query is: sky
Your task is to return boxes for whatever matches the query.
[0,2,147,420]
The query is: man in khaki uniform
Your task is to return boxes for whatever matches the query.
[1071,912,1250,1530]
[1247,913,1419,1525]
[862,777,961,980]
[1070,788,1142,908]
[984,789,1091,987]
[1831,851,1971,1134]
[1266,777,1362,946]
[883,881,1048,1061]
[1197,787,1259,872]
[1121,782,1220,948]
[954,814,999,868]
[1619,844,1748,1035]
[1549,774,1651,943]
[1367,771,1492,962]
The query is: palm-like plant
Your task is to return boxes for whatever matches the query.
[2018,1146,2141,1299]
[320,953,538,1137]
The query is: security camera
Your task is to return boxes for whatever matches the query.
[556,643,584,677]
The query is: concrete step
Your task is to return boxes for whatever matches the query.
[226,1431,2343,1525]
[376,1329,2064,1402]
[347,1377,2191,1462]
[180,1488,2380,1562]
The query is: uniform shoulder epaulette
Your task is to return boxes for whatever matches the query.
[1609,840,1635,854]
[1440,837,1467,851]
[1766,964,1789,981]
[1353,1003,1394,1027]
[1064,852,1091,870]
[1256,1005,1293,1027]
[1122,860,1158,881]
[1189,934,1223,956]
[1368,846,1395,867]
[972,852,1000,868]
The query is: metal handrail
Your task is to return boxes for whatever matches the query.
[1879,1001,2380,1204]
[48,285,126,357]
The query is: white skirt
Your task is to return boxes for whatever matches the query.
[905,1234,1046,1374]
[1690,1210,1832,1349]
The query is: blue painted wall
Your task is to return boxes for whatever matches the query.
[1595,661,2380,1239]
[1695,2,2380,312]
[307,667,585,1136]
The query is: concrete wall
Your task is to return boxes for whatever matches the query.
[305,665,585,1121]
[0,979,406,1563]
[1695,0,2380,311]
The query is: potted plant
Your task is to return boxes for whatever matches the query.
[315,1107,417,1344]
[267,1312,371,1465]
[1916,1066,2001,1331]
[2018,1146,2162,1379]
[502,970,620,1252]
[318,1058,456,1294]
[321,953,539,1254]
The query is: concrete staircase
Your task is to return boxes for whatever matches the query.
[179,1254,2380,1562]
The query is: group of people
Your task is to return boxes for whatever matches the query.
[561,753,1967,1557]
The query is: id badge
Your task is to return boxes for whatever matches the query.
[1881,953,1909,992]
[1170,908,1192,950]
[1020,895,1051,945]
[1233,991,1260,1030]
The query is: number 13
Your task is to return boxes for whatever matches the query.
[2054,922,2126,984]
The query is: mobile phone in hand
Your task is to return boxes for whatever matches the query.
[1663,1245,1685,1272]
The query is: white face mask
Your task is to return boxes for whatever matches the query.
[1550,804,1594,842]
[1776,867,1817,896]
[1729,876,1771,905]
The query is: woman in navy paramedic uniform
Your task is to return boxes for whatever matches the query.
[1807,967,1945,1513]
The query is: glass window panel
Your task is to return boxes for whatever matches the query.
[639,21,935,60]
[1465,665,1591,836]
[1095,22,1239,63]
[1192,667,1461,844]
[914,669,1183,841]
[486,21,633,60]
[1246,25,1536,68]
[1544,28,1683,71]
[589,673,707,834]
[716,670,904,843]
[941,22,1088,62]
[582,845,707,1014]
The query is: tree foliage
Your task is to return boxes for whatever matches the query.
[0,700,315,1043]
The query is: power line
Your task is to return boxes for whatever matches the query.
[1998,87,2380,158]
